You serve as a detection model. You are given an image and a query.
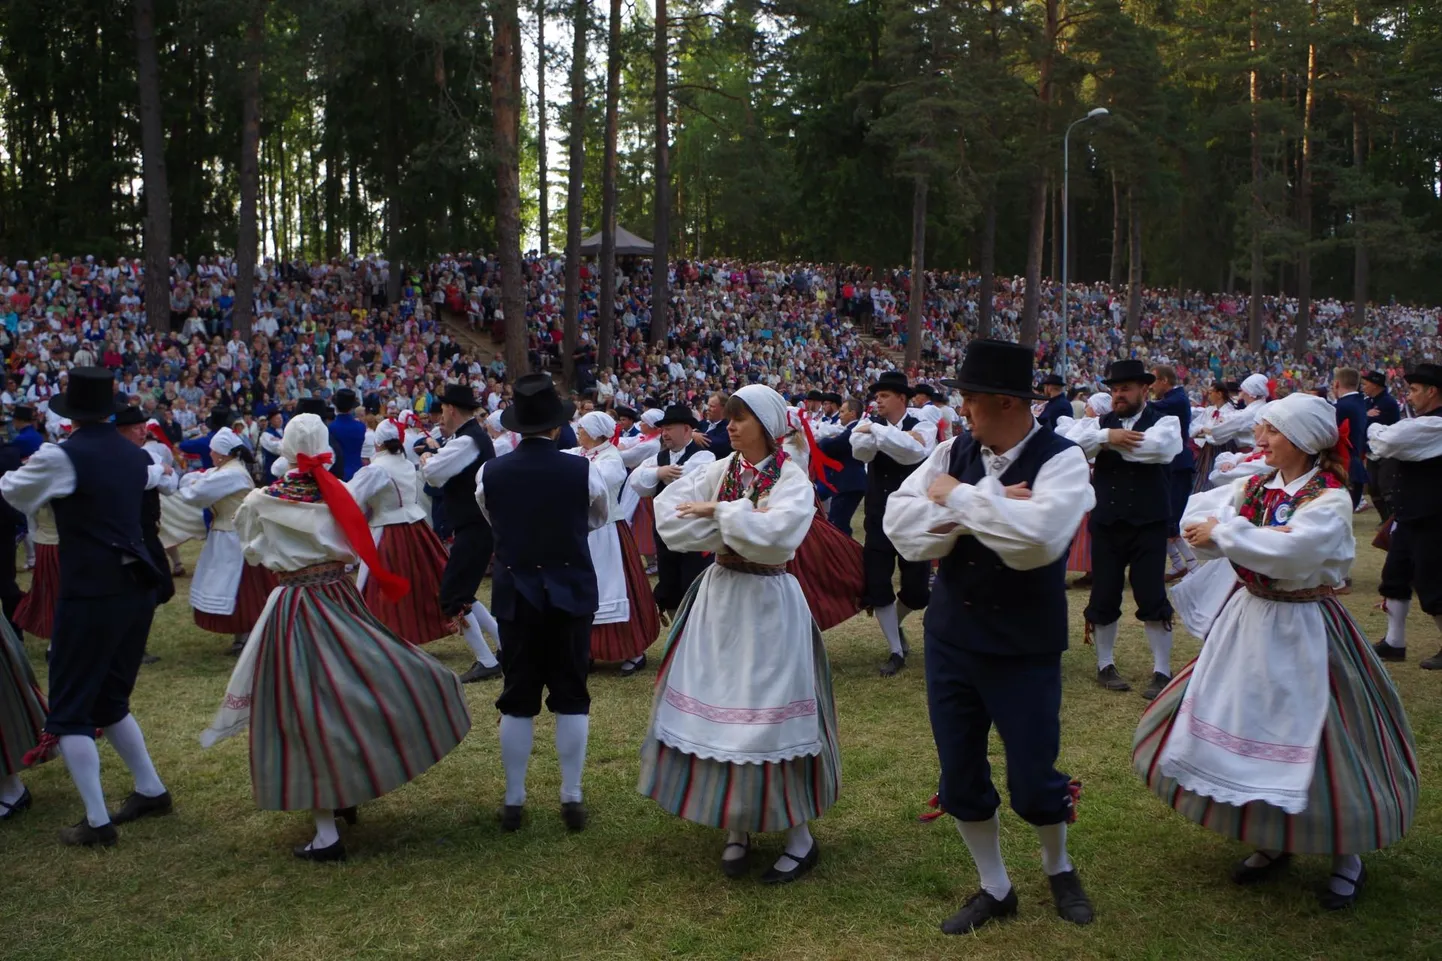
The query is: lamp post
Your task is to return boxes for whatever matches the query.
[1059,106,1109,381]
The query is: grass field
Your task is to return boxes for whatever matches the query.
[3,518,1440,961]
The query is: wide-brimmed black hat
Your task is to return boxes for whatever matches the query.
[822,392,842,405]
[868,371,915,397]
[295,397,330,417]
[1362,370,1388,388]
[614,406,639,422]
[114,407,146,427]
[333,388,359,412]
[656,403,699,429]
[206,406,233,431]
[438,383,481,410]
[806,389,824,402]
[1102,359,1156,386]
[500,373,575,434]
[941,339,1046,400]
[12,405,35,423]
[912,383,940,401]
[1405,363,1442,389]
[49,367,126,420]
[1040,374,1065,388]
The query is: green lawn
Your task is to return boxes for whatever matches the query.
[3,518,1440,961]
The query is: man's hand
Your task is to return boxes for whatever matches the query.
[692,430,712,447]
[1367,408,1380,418]
[1002,482,1032,500]
[1108,428,1145,450]
[928,474,960,506]
[675,500,717,519]
[656,464,683,483]
[1183,517,1220,549]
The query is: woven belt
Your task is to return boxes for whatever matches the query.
[275,562,348,587]
[715,554,786,577]
[1242,582,1335,603]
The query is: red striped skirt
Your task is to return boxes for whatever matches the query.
[196,562,280,635]
[364,521,451,645]
[1066,514,1092,574]
[787,508,865,632]
[632,497,657,557]
[591,521,661,661]
[15,544,59,640]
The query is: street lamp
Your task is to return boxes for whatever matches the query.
[1059,106,1109,382]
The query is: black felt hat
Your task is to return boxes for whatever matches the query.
[1101,359,1156,386]
[206,406,233,431]
[656,403,699,429]
[821,392,842,405]
[11,405,35,423]
[911,383,940,401]
[48,367,126,421]
[333,388,360,412]
[806,389,824,402]
[500,373,575,434]
[1362,370,1388,388]
[114,406,146,427]
[868,371,915,397]
[295,397,329,417]
[1040,374,1066,387]
[1404,363,1442,389]
[941,339,1046,400]
[614,406,639,422]
[438,383,482,410]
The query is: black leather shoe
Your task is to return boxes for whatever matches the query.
[335,806,358,826]
[0,788,32,821]
[112,790,173,824]
[499,805,525,832]
[1318,861,1366,911]
[60,818,118,847]
[619,654,647,677]
[1047,870,1095,924]
[560,802,587,831]
[1231,851,1292,884]
[759,840,819,884]
[1096,665,1131,692]
[1420,649,1442,671]
[721,835,751,879]
[1142,672,1172,701]
[459,661,503,683]
[940,887,1018,934]
[227,640,246,656]
[293,838,347,862]
[1372,639,1405,662]
[878,653,905,677]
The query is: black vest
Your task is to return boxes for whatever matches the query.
[864,414,921,538]
[1091,405,1172,526]
[656,442,703,491]
[440,418,495,531]
[141,484,176,604]
[52,424,161,599]
[1392,408,1442,522]
[481,437,598,618]
[925,429,1076,656]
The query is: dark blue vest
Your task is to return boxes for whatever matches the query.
[440,418,495,531]
[331,413,367,482]
[260,427,283,479]
[52,424,162,599]
[1393,408,1442,522]
[925,428,1075,656]
[1152,386,1195,472]
[864,414,920,539]
[1091,405,1172,526]
[481,437,598,618]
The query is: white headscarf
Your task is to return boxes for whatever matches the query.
[578,411,616,443]
[1261,392,1339,455]
[280,413,331,464]
[1086,392,1113,418]
[210,426,244,456]
[486,410,506,433]
[641,408,665,428]
[732,384,789,440]
[1240,374,1271,401]
[373,418,401,447]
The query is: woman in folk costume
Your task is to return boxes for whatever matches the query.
[1188,382,1239,494]
[568,410,659,676]
[1133,392,1417,910]
[346,418,451,645]
[638,384,839,884]
[1055,392,1113,588]
[0,618,45,820]
[620,409,665,566]
[143,418,196,576]
[176,428,278,654]
[486,409,520,458]
[200,414,471,862]
[14,503,58,638]
[1197,373,1272,453]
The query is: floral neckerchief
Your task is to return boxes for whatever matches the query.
[717,450,787,506]
[264,473,324,503]
[1232,469,1342,590]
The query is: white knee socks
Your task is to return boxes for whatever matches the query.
[59,735,110,827]
[1036,821,1074,876]
[723,829,749,861]
[460,611,500,668]
[1330,854,1363,896]
[957,816,1012,899]
[1092,621,1119,670]
[1166,540,1185,572]
[876,603,904,657]
[772,821,815,872]
[471,603,501,645]
[311,809,340,849]
[1144,621,1174,676]
[0,774,24,805]
[102,714,166,798]
[499,714,535,806]
[555,714,589,804]
[1383,599,1411,648]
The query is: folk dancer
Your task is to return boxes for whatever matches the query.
[1332,367,1371,511]
[1036,374,1071,431]
[1055,392,1113,588]
[1361,370,1401,521]
[1150,365,1198,581]
[884,339,1097,934]
[817,398,865,535]
[619,408,664,569]
[116,408,177,665]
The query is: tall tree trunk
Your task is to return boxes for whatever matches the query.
[1350,0,1368,332]
[1294,0,1318,356]
[1019,0,1058,347]
[232,1,265,338]
[649,0,669,347]
[597,0,622,375]
[1247,0,1263,352]
[905,175,927,369]
[324,92,342,260]
[977,192,996,339]
[492,0,529,377]
[1125,183,1142,336]
[134,0,171,333]
[1109,170,1124,289]
[561,0,588,386]
[347,161,359,257]
[536,0,549,255]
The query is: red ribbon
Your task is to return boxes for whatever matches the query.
[295,451,411,602]
[794,410,842,492]
[611,425,623,446]
[1335,418,1353,470]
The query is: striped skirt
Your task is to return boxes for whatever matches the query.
[248,565,472,811]
[0,620,45,778]
[637,581,841,832]
[1133,598,1418,855]
[365,521,451,645]
[14,543,59,639]
[633,497,657,557]
[196,562,279,635]
[787,508,865,632]
[591,521,660,661]
[1066,513,1092,574]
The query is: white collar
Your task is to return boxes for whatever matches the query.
[981,419,1042,468]
[1337,391,1358,399]
[1264,465,1319,494]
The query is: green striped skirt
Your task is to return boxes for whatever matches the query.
[1133,597,1418,855]
[0,619,45,778]
[637,580,842,832]
[249,566,472,811]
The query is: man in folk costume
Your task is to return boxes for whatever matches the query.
[1368,363,1442,668]
[421,383,503,683]
[884,340,1097,934]
[257,405,285,480]
[1036,374,1071,432]
[1071,359,1183,699]
[0,368,172,846]
[851,370,937,676]
[179,406,230,470]
[476,375,612,831]
[817,398,865,535]
[1360,370,1401,520]
[116,407,177,665]
[330,388,367,482]
[1331,367,1370,511]
[1149,365,1199,581]
[627,404,717,619]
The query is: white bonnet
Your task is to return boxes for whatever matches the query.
[210,427,244,455]
[578,411,617,442]
[280,413,331,463]
[1086,392,1113,417]
[1260,392,1338,456]
[732,384,790,439]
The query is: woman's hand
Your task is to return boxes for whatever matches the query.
[1183,517,1220,549]
[675,501,718,519]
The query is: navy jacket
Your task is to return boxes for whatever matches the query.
[330,413,367,481]
[179,430,216,469]
[1365,391,1402,442]
[1334,392,1369,484]
[817,423,865,495]
[701,419,732,460]
[1038,395,1072,432]
[481,437,598,618]
[925,429,1076,656]
[1151,386,1195,471]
